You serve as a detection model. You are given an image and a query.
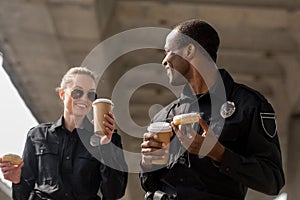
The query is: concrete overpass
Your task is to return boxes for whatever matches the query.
[1,0,300,199]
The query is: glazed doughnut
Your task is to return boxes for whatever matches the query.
[173,113,201,125]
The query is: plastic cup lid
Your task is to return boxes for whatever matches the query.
[147,122,172,132]
[92,98,113,106]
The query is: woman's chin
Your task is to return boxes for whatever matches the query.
[72,110,88,118]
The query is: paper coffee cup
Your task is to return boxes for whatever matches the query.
[92,98,113,136]
[147,122,172,165]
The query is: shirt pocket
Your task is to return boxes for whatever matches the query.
[218,117,249,154]
[219,123,240,142]
[216,114,246,148]
[34,141,59,156]
[75,151,100,184]
[77,151,99,169]
[33,140,60,182]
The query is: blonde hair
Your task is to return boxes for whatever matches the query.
[56,67,96,91]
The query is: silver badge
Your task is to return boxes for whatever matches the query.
[220,101,236,118]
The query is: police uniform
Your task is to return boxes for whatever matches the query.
[140,69,285,200]
[13,116,128,200]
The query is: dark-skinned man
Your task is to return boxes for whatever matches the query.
[140,19,285,200]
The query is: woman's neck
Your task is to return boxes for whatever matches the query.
[63,113,84,132]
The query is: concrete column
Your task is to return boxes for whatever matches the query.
[286,114,300,200]
[95,0,116,39]
[0,181,10,200]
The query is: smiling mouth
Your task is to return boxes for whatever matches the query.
[75,103,88,109]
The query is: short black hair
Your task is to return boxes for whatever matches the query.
[174,19,220,62]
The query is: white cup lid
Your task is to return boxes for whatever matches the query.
[147,122,172,132]
[92,98,113,106]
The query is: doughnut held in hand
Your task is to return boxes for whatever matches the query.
[173,113,201,125]
[1,154,22,165]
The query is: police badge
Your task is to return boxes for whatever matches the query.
[260,113,277,138]
[220,101,236,119]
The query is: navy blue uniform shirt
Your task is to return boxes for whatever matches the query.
[140,69,285,200]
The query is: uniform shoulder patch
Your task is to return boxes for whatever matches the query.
[260,113,277,138]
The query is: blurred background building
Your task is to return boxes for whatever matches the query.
[0,0,299,199]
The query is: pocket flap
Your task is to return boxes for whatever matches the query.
[34,142,59,155]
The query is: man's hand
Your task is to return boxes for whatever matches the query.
[0,157,24,184]
[141,132,172,168]
[172,119,225,162]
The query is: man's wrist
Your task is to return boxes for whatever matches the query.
[141,162,153,169]
[12,180,21,184]
[208,142,225,162]
[12,177,21,184]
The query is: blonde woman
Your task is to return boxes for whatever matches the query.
[0,67,127,200]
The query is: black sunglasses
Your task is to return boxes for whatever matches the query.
[70,89,97,102]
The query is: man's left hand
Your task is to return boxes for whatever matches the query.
[172,119,225,162]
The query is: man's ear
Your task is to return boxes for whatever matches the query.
[185,44,196,60]
[58,88,65,101]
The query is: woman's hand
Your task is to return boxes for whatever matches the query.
[0,157,24,184]
[100,112,115,145]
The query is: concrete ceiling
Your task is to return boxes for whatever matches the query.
[1,0,300,199]
[1,0,299,123]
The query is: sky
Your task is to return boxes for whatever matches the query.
[0,53,38,187]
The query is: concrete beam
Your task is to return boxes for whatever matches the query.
[47,1,100,40]
[95,0,116,39]
[218,49,283,78]
[0,0,68,122]
[110,1,295,53]
[118,0,299,10]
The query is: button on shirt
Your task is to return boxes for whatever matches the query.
[60,127,85,198]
